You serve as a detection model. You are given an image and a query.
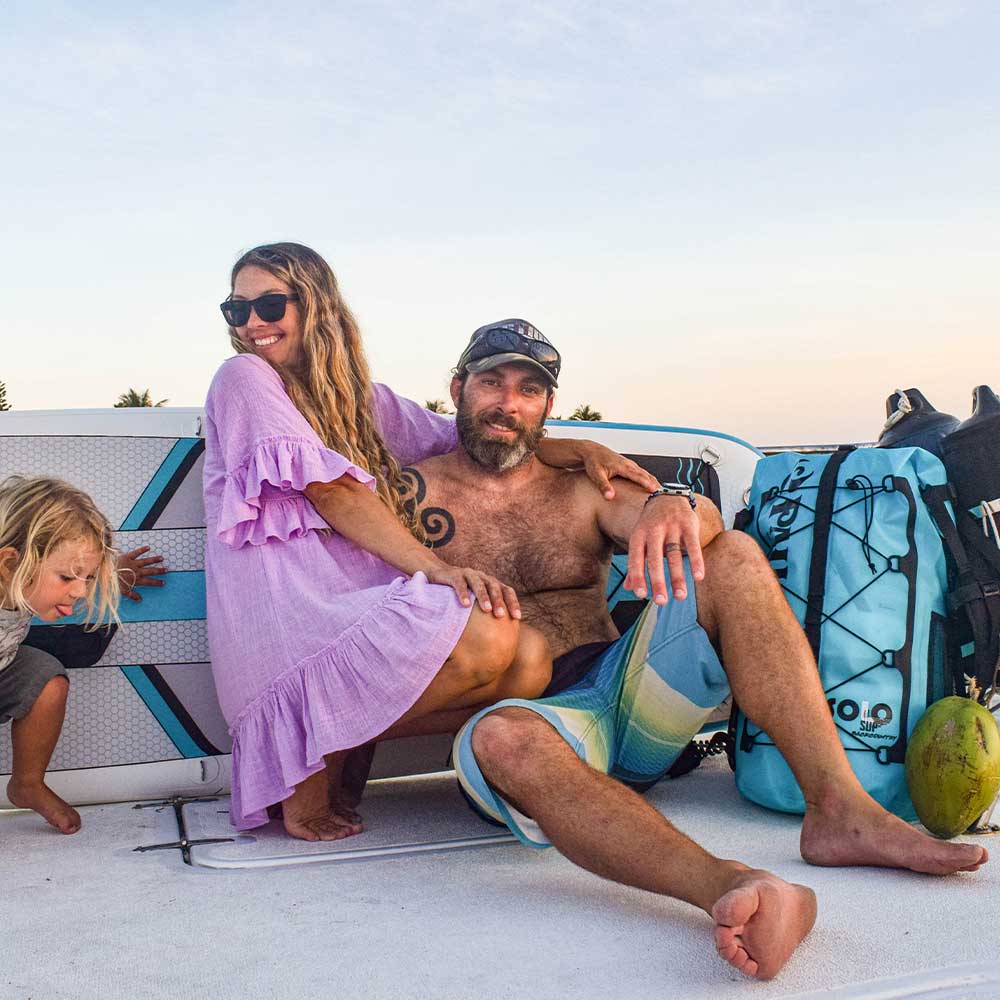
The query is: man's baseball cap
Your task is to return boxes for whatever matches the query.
[454,319,561,387]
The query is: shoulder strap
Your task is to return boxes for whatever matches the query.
[924,484,971,574]
[924,485,1000,701]
[803,448,853,661]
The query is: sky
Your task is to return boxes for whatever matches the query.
[2,1,997,445]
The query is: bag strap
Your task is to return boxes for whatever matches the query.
[924,484,973,577]
[956,512,1000,700]
[804,447,853,661]
[924,484,1000,700]
[957,508,1000,576]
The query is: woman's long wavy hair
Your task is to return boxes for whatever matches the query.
[225,242,420,536]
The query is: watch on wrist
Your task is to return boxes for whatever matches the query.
[645,482,697,511]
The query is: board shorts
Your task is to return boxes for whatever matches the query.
[453,561,730,847]
[0,644,68,725]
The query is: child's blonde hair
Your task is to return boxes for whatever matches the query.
[0,476,120,627]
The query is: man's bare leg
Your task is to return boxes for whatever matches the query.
[381,625,552,739]
[287,620,550,842]
[472,708,817,981]
[696,531,987,875]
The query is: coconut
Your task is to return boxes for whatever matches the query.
[905,696,1000,838]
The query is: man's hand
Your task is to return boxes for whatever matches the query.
[624,495,705,604]
[117,546,168,602]
[534,436,658,499]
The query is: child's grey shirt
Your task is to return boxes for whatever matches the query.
[0,606,33,672]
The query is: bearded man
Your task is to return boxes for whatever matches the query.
[401,319,986,983]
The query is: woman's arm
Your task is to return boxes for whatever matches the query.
[371,384,457,466]
[303,477,520,619]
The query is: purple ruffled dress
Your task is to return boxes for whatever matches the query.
[203,354,471,830]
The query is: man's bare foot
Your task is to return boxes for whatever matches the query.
[282,769,363,842]
[329,788,363,827]
[712,870,817,981]
[323,747,365,827]
[6,778,81,834]
[801,796,988,875]
[339,742,375,814]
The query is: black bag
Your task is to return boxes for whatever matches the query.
[877,388,959,459]
[924,386,1000,703]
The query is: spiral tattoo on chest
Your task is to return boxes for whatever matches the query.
[420,506,456,547]
[399,467,426,514]
[400,467,456,549]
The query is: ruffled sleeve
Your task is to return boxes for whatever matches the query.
[371,383,458,467]
[205,355,376,548]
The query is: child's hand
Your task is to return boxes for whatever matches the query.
[117,546,167,602]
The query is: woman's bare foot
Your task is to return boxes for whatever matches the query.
[712,870,817,981]
[6,778,81,834]
[282,768,363,842]
[801,796,988,875]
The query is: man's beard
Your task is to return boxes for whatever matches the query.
[456,401,547,473]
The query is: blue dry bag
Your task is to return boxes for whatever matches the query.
[732,446,954,819]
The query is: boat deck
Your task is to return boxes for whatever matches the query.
[4,755,999,999]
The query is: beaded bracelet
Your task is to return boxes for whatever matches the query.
[644,486,697,511]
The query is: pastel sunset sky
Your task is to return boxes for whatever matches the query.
[3,1,997,444]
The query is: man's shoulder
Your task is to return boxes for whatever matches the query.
[406,450,459,485]
[401,453,463,515]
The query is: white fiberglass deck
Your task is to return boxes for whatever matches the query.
[3,755,999,1000]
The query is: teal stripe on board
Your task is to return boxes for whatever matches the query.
[120,666,204,759]
[120,439,199,530]
[545,419,763,455]
[33,571,205,626]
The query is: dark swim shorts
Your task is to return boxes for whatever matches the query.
[0,644,68,724]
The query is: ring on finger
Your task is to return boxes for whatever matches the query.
[664,542,683,553]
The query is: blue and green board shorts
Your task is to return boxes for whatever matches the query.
[453,562,731,848]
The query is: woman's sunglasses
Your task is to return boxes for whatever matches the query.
[220,293,298,328]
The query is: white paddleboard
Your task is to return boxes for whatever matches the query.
[0,408,761,806]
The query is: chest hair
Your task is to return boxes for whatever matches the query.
[417,469,610,597]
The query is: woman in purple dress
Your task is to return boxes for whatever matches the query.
[204,242,656,841]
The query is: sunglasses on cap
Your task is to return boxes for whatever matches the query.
[461,328,561,381]
[220,293,299,328]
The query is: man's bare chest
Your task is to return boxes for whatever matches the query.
[406,467,609,596]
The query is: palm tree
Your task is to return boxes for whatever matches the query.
[114,388,168,408]
[425,399,451,414]
[569,404,602,421]
[0,381,10,411]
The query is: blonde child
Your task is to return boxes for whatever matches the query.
[0,475,123,834]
